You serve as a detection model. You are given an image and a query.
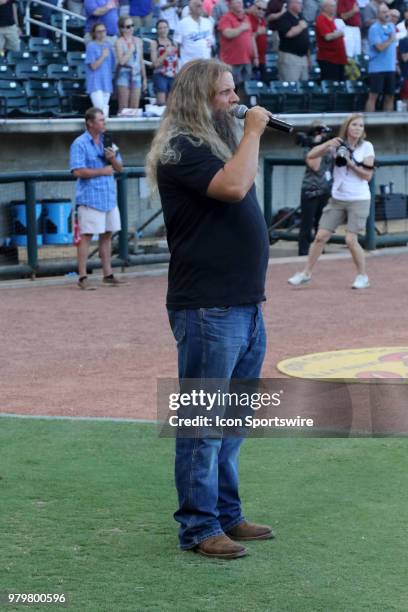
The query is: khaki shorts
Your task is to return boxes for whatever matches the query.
[319,197,371,234]
[0,25,20,53]
[78,205,121,235]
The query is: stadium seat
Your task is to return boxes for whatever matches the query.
[37,51,66,66]
[28,37,60,52]
[307,81,334,112]
[57,78,84,97]
[258,91,282,114]
[57,79,88,113]
[75,63,86,79]
[25,79,57,96]
[7,50,37,66]
[271,81,306,113]
[308,27,317,54]
[47,63,77,80]
[299,80,322,111]
[346,80,369,110]
[139,26,157,39]
[0,81,31,117]
[0,65,15,80]
[57,78,85,110]
[244,80,269,106]
[15,63,47,80]
[51,13,85,33]
[308,64,321,81]
[66,51,86,67]
[263,52,278,82]
[321,80,355,112]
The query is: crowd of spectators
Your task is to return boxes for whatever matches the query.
[1,0,408,113]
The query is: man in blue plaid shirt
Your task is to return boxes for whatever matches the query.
[70,107,125,290]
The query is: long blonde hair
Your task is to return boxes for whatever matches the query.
[338,113,366,146]
[145,59,236,190]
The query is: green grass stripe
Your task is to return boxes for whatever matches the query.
[0,417,407,612]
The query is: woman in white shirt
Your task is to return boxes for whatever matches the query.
[289,114,375,289]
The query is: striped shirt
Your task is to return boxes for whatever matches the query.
[70,131,122,212]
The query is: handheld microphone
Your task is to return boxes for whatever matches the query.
[230,104,294,134]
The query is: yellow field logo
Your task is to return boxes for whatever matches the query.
[277,347,408,379]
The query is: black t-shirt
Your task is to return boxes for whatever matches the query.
[276,12,310,56]
[0,0,16,27]
[157,136,270,310]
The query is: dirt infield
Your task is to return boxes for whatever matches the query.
[1,252,408,419]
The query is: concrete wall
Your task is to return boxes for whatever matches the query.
[1,114,408,242]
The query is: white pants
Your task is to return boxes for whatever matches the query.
[90,91,111,118]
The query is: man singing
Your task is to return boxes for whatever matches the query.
[146,59,274,559]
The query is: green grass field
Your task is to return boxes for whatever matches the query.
[1,417,407,612]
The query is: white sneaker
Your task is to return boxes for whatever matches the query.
[288,271,312,286]
[352,274,370,289]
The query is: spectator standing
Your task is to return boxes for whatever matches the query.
[302,0,319,23]
[84,0,119,39]
[129,0,154,28]
[275,0,310,81]
[174,0,214,67]
[70,108,125,290]
[115,15,147,113]
[218,0,258,86]
[159,0,180,30]
[203,0,218,14]
[399,25,408,100]
[366,3,397,110]
[0,0,20,53]
[396,5,408,38]
[265,0,287,27]
[212,0,229,25]
[362,0,382,41]
[390,7,400,21]
[86,23,115,117]
[248,0,268,78]
[265,0,286,51]
[315,0,348,80]
[150,18,178,104]
[67,0,85,15]
[337,0,362,57]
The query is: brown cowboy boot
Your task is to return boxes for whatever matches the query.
[226,521,274,541]
[194,534,248,559]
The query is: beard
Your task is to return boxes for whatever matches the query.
[212,109,240,154]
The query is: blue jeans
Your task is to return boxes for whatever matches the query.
[167,304,266,549]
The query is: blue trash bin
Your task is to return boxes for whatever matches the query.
[42,199,73,245]
[11,201,43,247]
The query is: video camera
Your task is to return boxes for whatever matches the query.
[295,125,333,148]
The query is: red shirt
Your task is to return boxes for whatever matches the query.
[218,11,254,65]
[315,14,347,64]
[248,14,268,64]
[336,0,361,27]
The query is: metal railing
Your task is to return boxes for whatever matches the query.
[264,155,408,250]
[24,0,153,65]
[0,168,167,280]
[25,0,86,51]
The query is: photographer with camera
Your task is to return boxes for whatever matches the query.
[289,114,375,289]
[297,121,333,256]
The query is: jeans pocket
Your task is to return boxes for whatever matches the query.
[168,309,186,343]
[201,306,232,318]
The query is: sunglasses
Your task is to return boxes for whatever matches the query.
[122,24,134,28]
